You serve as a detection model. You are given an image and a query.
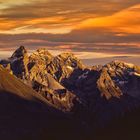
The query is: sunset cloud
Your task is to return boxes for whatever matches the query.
[0,0,140,34]
[78,4,140,34]
[0,0,139,62]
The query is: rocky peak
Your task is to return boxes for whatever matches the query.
[29,48,53,65]
[46,52,85,82]
[101,61,140,100]
[11,46,28,58]
[2,46,29,79]
[104,61,134,83]
[31,48,52,59]
[56,52,84,68]
[105,60,135,70]
[97,68,123,100]
[103,61,140,85]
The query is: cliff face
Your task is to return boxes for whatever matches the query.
[0,46,79,112]
[46,52,85,82]
[97,68,123,100]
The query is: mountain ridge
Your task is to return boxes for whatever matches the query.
[0,46,140,140]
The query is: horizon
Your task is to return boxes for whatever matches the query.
[0,46,140,66]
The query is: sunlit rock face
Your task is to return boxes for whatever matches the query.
[46,52,85,82]
[29,48,53,65]
[97,68,123,100]
[0,46,79,112]
[104,61,140,99]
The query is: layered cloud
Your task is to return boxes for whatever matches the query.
[0,33,139,55]
[77,4,140,34]
[0,0,140,34]
[0,0,139,60]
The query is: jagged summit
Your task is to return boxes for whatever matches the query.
[11,46,28,58]
[56,52,83,64]
[105,60,135,69]
[31,48,52,58]
[29,48,53,65]
[55,52,85,70]
[46,52,85,82]
[104,60,140,81]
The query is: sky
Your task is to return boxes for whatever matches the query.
[0,0,140,65]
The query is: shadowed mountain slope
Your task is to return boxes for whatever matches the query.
[0,65,88,140]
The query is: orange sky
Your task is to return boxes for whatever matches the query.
[78,4,140,34]
[0,0,140,63]
[0,1,140,34]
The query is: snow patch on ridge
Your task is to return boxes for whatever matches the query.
[78,71,89,79]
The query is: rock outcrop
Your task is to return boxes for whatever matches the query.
[97,68,122,100]
[46,52,85,82]
[0,47,79,112]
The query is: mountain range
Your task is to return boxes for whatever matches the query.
[0,46,140,140]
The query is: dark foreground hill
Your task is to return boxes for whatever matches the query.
[0,46,140,140]
[0,65,87,140]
